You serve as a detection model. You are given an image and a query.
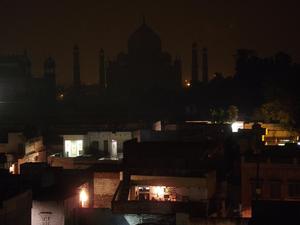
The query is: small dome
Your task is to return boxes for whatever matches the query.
[128,23,161,57]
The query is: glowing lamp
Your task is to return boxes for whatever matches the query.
[153,186,165,198]
[184,80,191,88]
[231,121,243,133]
[9,164,15,174]
[79,189,88,207]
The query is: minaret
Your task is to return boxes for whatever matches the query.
[99,49,106,89]
[202,47,208,83]
[73,45,81,87]
[44,57,56,101]
[44,57,56,83]
[191,42,199,85]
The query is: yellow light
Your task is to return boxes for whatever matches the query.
[184,80,191,88]
[231,121,243,132]
[265,128,268,135]
[58,93,64,101]
[79,189,88,208]
[9,164,15,174]
[262,135,265,142]
[153,186,165,198]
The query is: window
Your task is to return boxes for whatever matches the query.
[111,140,118,158]
[64,140,83,157]
[288,181,300,198]
[269,180,281,199]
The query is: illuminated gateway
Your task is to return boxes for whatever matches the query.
[103,20,182,91]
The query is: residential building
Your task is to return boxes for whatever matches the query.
[241,144,300,218]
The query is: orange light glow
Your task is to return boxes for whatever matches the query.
[242,207,252,218]
[184,80,191,88]
[79,189,88,208]
[153,186,165,198]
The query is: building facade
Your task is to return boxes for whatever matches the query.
[241,146,300,218]
[62,131,132,158]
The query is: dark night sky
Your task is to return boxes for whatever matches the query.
[0,0,299,85]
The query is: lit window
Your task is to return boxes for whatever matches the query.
[64,140,83,157]
[152,186,166,199]
[111,140,118,158]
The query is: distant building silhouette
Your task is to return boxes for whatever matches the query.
[191,42,199,85]
[202,47,208,83]
[0,52,31,78]
[0,51,56,109]
[73,45,81,88]
[106,21,182,91]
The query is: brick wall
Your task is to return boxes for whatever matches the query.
[94,172,121,208]
[241,158,300,218]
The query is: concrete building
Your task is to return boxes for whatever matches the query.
[0,132,26,171]
[20,163,92,225]
[0,132,25,154]
[18,137,47,170]
[62,131,133,159]
[241,144,300,218]
[112,140,220,217]
[233,122,299,146]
